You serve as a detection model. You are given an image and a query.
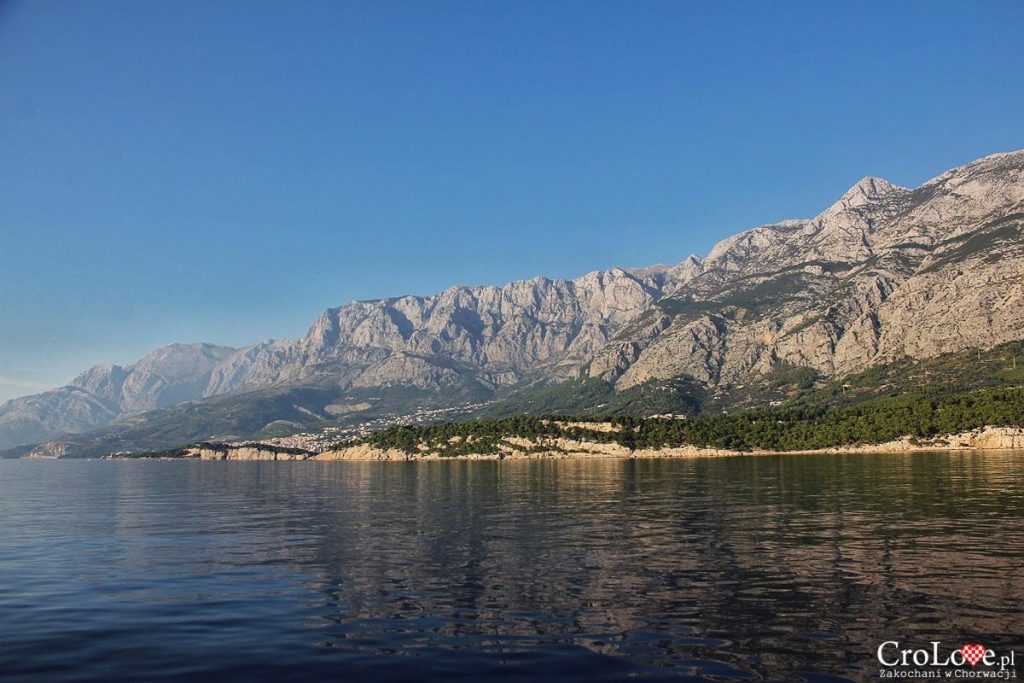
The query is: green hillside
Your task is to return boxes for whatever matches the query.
[361,384,1024,456]
[480,341,1024,419]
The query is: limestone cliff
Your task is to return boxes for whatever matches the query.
[1,264,700,449]
[588,150,1024,388]
[313,426,1024,461]
[2,149,1022,452]
[202,263,700,395]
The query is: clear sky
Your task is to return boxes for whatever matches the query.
[1,0,1022,402]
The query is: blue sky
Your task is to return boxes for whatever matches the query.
[1,0,1022,401]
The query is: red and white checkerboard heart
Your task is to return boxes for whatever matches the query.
[961,644,986,667]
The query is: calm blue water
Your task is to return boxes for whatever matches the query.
[1,454,1022,682]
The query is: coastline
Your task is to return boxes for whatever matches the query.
[159,426,1024,462]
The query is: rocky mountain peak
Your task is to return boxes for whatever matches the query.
[2,148,1021,453]
[588,148,1024,390]
[833,176,906,209]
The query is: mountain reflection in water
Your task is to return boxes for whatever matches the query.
[1,453,1022,682]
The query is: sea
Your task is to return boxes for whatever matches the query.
[1,453,1022,682]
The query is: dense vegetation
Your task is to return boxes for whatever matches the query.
[358,384,1024,456]
[482,341,1024,420]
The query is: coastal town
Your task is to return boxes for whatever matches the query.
[244,400,493,453]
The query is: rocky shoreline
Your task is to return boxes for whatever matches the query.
[168,426,1024,462]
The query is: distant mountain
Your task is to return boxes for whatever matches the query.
[0,266,694,449]
[2,149,1022,455]
[0,343,236,448]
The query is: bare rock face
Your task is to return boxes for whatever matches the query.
[590,150,1024,388]
[2,149,1021,451]
[196,263,698,396]
[183,445,310,461]
[0,266,691,449]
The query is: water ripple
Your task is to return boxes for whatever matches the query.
[1,452,1022,681]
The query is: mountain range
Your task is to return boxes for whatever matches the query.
[2,148,1022,454]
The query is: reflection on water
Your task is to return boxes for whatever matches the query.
[0,453,1022,682]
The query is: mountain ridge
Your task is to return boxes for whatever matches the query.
[2,148,1022,452]
[588,149,1024,387]
[0,264,693,448]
